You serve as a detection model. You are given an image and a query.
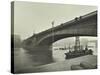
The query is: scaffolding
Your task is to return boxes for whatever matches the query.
[74,36,80,51]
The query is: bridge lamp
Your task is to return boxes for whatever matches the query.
[51,21,55,50]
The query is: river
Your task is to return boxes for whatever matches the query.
[13,46,97,73]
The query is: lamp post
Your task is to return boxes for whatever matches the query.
[52,21,54,50]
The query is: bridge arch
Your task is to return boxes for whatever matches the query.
[37,16,97,46]
[22,11,97,63]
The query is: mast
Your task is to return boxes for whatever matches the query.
[68,44,71,52]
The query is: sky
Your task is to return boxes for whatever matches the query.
[14,1,97,40]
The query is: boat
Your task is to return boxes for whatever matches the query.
[65,36,93,59]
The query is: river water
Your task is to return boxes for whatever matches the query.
[14,47,68,72]
[14,46,97,73]
[14,48,48,72]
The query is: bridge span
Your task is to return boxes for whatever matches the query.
[22,11,97,63]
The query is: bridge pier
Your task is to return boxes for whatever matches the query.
[25,45,53,64]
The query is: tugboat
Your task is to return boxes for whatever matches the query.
[65,36,93,59]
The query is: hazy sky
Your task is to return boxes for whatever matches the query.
[14,1,97,39]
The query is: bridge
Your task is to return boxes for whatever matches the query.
[22,11,97,63]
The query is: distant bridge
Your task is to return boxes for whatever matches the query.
[22,11,97,63]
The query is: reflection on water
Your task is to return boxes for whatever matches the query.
[14,47,97,72]
[14,48,47,72]
[14,48,67,72]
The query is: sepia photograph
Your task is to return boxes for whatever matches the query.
[11,1,97,74]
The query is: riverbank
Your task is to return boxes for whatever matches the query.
[16,55,97,73]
